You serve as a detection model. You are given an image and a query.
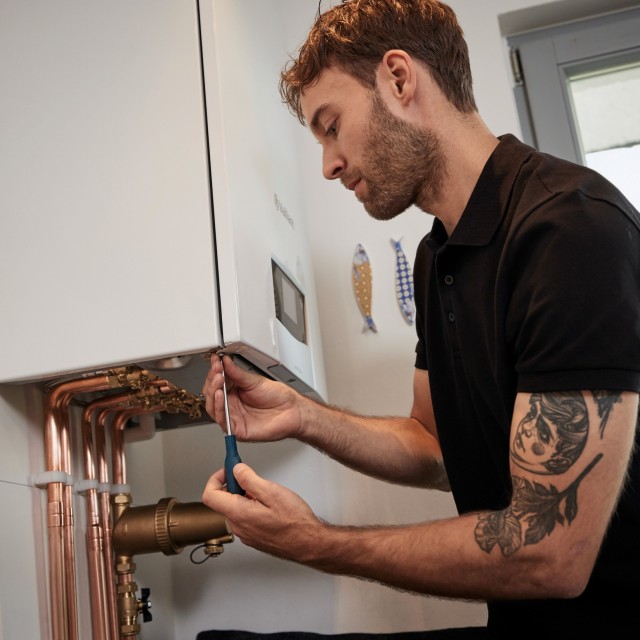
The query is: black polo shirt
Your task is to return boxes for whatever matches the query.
[414,134,640,632]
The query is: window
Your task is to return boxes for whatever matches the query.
[506,5,640,208]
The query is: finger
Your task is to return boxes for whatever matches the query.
[222,355,262,390]
[204,467,225,491]
[203,355,220,388]
[204,380,214,418]
[202,359,216,413]
[232,463,277,506]
[202,468,239,514]
[204,383,219,421]
[204,370,225,422]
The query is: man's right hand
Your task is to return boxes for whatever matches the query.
[202,354,303,442]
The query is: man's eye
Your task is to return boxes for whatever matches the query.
[325,122,338,137]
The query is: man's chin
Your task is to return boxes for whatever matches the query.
[363,200,410,222]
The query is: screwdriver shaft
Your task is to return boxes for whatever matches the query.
[220,364,233,436]
[219,355,245,495]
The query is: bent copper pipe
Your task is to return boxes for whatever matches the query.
[44,367,152,640]
[43,368,196,640]
[97,401,165,640]
[81,393,135,640]
[110,407,165,640]
[109,405,232,637]
[95,407,119,640]
[45,373,124,640]
[111,410,134,487]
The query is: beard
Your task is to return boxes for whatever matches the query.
[352,90,446,221]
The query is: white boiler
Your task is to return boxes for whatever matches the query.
[0,0,326,411]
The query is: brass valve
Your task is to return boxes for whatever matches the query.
[112,497,230,636]
[117,580,142,636]
[112,497,232,557]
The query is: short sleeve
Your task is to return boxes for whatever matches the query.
[505,190,640,392]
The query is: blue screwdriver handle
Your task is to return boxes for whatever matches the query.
[224,434,245,495]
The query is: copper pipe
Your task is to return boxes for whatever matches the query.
[87,375,164,640]
[106,388,218,638]
[61,408,79,640]
[43,399,68,640]
[110,407,162,640]
[110,392,169,486]
[42,370,196,640]
[86,526,109,640]
[56,380,129,640]
[43,367,153,640]
[81,393,133,640]
[111,411,134,486]
[95,407,121,640]
[98,401,164,640]
[45,373,123,640]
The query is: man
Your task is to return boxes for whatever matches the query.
[202,0,640,635]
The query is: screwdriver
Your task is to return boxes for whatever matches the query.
[219,356,245,496]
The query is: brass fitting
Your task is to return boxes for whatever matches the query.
[108,366,152,390]
[112,498,232,557]
[124,381,204,419]
[112,492,132,525]
[117,579,141,636]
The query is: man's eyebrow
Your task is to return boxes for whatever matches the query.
[309,103,332,132]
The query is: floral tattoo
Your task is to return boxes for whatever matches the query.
[475,453,602,556]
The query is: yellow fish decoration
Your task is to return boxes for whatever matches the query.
[352,243,377,333]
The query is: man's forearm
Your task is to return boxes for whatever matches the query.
[297,396,449,490]
[299,511,588,601]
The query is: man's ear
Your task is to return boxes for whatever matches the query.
[378,49,416,105]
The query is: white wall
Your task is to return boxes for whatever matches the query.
[0,385,49,639]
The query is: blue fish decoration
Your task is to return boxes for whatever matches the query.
[352,244,377,333]
[391,238,415,325]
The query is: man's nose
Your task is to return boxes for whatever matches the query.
[322,148,344,181]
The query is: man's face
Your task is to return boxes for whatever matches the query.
[301,66,446,219]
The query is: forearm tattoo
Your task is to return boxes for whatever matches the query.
[474,390,621,557]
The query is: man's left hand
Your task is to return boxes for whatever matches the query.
[202,463,324,562]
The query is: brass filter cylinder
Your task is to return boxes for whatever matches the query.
[112,498,231,556]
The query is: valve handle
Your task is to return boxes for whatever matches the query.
[140,587,153,623]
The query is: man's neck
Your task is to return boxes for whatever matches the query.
[421,117,499,237]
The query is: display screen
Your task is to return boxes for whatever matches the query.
[272,260,306,344]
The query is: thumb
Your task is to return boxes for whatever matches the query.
[232,463,275,505]
[223,355,263,390]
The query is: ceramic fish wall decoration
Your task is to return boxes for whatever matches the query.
[391,238,415,325]
[352,243,377,333]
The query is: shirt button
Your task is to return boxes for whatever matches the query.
[448,312,455,323]
[444,275,454,285]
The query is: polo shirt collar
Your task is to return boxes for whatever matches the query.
[427,134,535,249]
